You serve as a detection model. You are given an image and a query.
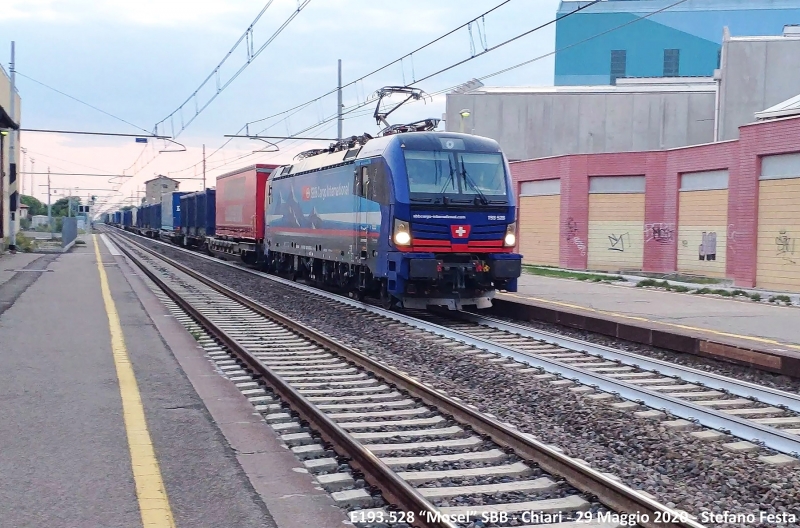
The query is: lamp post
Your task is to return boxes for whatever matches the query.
[459,109,471,134]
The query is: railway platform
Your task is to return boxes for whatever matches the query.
[496,273,800,377]
[0,235,347,528]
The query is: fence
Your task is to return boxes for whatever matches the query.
[61,217,77,249]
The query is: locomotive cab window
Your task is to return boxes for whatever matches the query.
[403,150,508,204]
[354,163,390,204]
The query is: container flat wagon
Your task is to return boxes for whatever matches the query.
[208,164,278,264]
[180,189,216,249]
[160,191,187,244]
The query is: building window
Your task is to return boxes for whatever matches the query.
[162,184,169,189]
[663,49,680,77]
[610,50,626,85]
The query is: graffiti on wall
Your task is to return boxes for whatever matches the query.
[565,217,586,256]
[645,223,675,245]
[607,232,630,252]
[728,224,740,255]
[698,232,717,261]
[776,230,796,264]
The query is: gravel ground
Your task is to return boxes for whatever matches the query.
[135,240,800,528]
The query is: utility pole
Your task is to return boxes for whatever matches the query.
[337,59,343,140]
[30,158,35,201]
[8,41,18,251]
[47,168,52,239]
[202,144,206,190]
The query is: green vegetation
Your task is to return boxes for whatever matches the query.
[750,293,762,302]
[768,295,793,305]
[523,265,625,282]
[0,233,36,253]
[20,195,47,216]
[637,279,692,293]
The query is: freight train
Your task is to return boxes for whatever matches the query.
[103,131,522,310]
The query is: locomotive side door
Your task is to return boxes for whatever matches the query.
[354,163,372,264]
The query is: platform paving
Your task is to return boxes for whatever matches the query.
[0,235,346,528]
[504,274,800,349]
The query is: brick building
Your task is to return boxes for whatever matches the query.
[512,109,800,292]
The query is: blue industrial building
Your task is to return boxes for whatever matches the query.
[555,0,800,85]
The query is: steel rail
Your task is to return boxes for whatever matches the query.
[110,233,456,528]
[109,230,705,528]
[107,228,800,455]
[450,310,800,413]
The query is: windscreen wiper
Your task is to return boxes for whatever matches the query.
[434,156,457,204]
[460,159,489,205]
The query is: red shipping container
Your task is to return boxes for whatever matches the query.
[215,164,279,241]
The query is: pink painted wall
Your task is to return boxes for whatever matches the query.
[510,115,800,287]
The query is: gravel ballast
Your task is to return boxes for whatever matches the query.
[134,239,800,528]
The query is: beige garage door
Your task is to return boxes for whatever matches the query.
[518,180,560,266]
[677,171,729,278]
[587,176,645,271]
[756,153,800,291]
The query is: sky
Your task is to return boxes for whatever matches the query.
[1,0,561,214]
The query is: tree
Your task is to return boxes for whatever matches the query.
[20,195,46,216]
[50,196,82,217]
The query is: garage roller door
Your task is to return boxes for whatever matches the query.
[756,153,800,291]
[518,180,560,266]
[587,176,645,271]
[677,171,728,278]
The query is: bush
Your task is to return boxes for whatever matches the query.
[769,295,792,305]
[712,289,732,297]
[636,279,658,288]
[672,285,690,293]
[20,217,32,230]
[731,289,748,297]
[692,288,713,295]
[15,232,36,253]
[749,293,762,302]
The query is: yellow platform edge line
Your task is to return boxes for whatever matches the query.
[504,292,800,352]
[93,235,176,528]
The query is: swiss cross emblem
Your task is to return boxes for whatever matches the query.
[451,225,471,238]
[302,186,311,200]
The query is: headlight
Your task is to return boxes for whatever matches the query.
[504,223,516,247]
[394,219,411,246]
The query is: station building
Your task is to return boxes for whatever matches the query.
[0,63,21,251]
[554,0,800,86]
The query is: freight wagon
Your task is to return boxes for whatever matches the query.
[180,189,215,249]
[160,191,187,243]
[207,164,279,264]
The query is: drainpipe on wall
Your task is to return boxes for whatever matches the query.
[714,27,730,142]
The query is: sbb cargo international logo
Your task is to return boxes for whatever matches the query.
[302,186,311,201]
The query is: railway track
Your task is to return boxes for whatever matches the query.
[107,227,800,460]
[106,230,703,528]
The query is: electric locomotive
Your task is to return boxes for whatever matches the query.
[263,125,522,310]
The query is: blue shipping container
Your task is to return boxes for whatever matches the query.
[200,189,215,237]
[161,192,187,231]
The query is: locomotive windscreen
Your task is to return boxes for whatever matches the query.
[403,150,508,204]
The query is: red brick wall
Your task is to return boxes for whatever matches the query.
[509,115,800,285]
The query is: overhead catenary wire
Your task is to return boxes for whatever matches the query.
[14,71,153,135]
[153,0,312,140]
[166,0,517,179]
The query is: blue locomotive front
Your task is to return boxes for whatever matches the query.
[263,131,522,309]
